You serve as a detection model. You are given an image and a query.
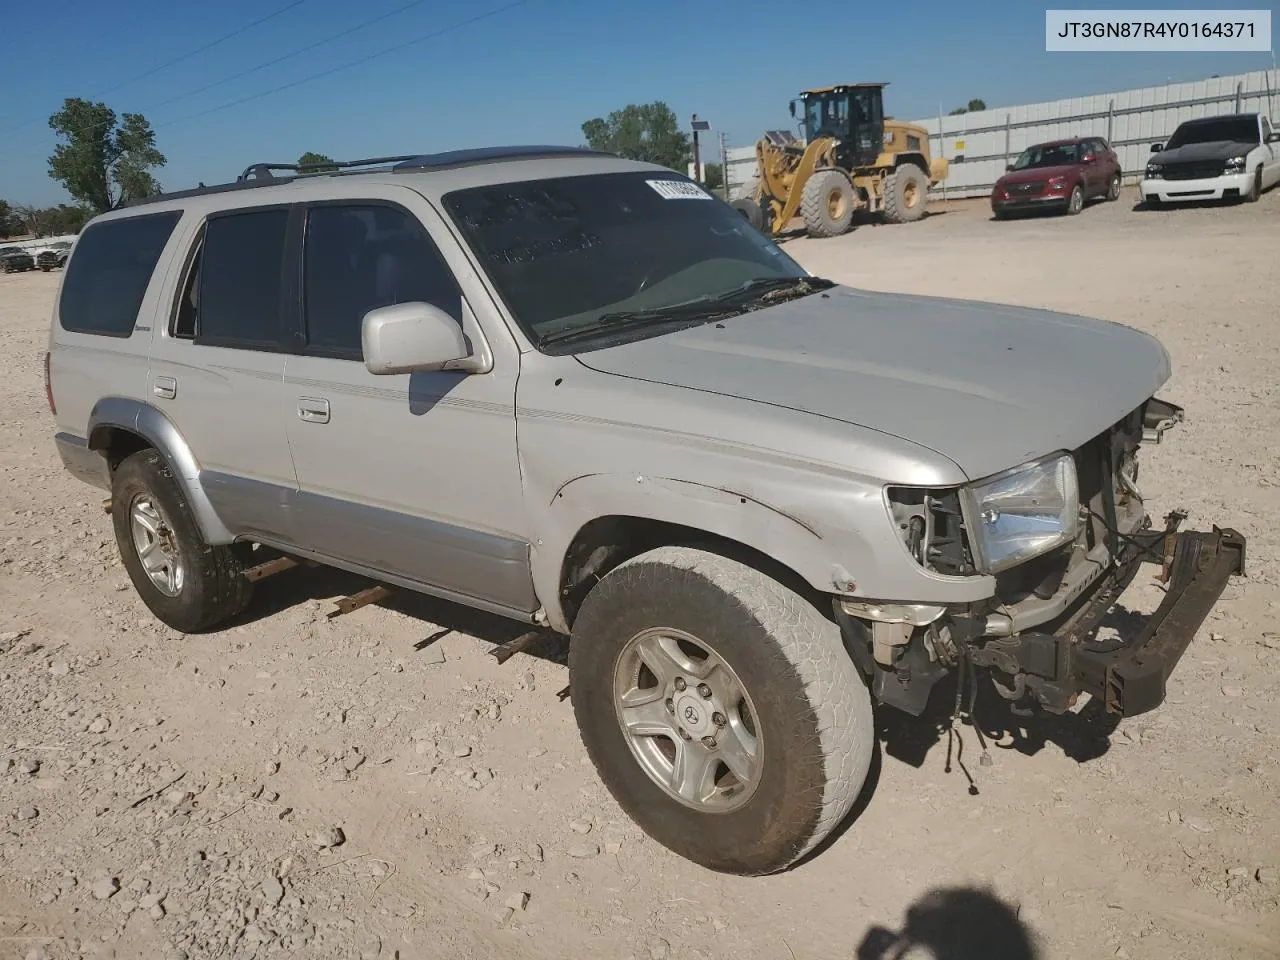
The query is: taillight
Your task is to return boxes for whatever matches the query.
[44,351,55,415]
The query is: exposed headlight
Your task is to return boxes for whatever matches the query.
[960,454,1079,573]
[1224,156,1246,172]
[1048,176,1067,190]
[1145,163,1163,179]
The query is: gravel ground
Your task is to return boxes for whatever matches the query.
[1,185,1278,960]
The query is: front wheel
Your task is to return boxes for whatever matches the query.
[1106,174,1121,201]
[1245,167,1262,203]
[111,449,254,633]
[569,546,874,875]
[800,169,856,238]
[1064,184,1084,215]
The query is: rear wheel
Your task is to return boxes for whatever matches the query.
[800,169,856,238]
[111,449,254,633]
[882,164,929,223]
[569,546,874,875]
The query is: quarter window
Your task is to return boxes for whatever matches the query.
[58,211,182,337]
[302,204,462,358]
[194,208,290,348]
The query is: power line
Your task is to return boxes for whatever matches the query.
[3,0,533,158]
[153,0,436,110]
[1,0,311,139]
[153,0,533,131]
[96,0,312,99]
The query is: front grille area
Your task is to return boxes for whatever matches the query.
[1162,161,1225,181]
[1008,181,1045,195]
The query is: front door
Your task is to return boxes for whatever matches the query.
[280,189,536,618]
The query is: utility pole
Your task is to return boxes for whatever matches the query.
[721,130,732,199]
[691,115,711,183]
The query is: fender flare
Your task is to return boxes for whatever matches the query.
[87,396,235,544]
[532,472,850,634]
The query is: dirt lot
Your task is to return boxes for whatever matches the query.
[2,186,1279,960]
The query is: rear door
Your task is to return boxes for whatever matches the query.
[146,205,298,543]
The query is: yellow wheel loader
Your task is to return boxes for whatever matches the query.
[732,83,949,239]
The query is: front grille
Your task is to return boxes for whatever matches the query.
[1162,161,1225,181]
[1009,181,1045,195]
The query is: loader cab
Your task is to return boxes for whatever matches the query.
[792,83,886,170]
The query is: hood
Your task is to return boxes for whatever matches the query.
[997,164,1078,185]
[574,286,1171,481]
[1154,139,1256,164]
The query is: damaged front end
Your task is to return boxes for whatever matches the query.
[839,397,1246,719]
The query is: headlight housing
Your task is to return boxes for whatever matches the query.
[1048,176,1067,190]
[1145,163,1163,179]
[1225,156,1247,172]
[960,453,1080,573]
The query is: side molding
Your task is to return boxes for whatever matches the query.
[88,396,235,544]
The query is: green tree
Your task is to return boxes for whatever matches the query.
[581,102,691,172]
[298,151,337,172]
[47,98,166,213]
[0,200,20,238]
[701,162,724,192]
[948,98,988,116]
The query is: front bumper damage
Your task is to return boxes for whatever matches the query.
[957,513,1246,717]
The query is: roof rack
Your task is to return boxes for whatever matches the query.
[237,154,419,182]
[120,145,620,209]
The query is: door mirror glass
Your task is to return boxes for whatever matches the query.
[1150,143,1163,153]
[1006,163,1014,172]
[362,302,470,375]
[789,100,797,118]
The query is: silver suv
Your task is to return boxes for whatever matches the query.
[47,146,1244,875]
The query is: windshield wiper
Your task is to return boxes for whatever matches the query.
[537,305,729,348]
[703,275,836,307]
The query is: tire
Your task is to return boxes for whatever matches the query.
[111,448,254,633]
[800,169,856,238]
[1106,173,1121,201]
[730,197,765,231]
[731,175,761,203]
[882,164,929,223]
[1064,184,1084,215]
[1245,167,1262,203]
[569,546,874,875]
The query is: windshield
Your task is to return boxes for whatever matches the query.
[1011,143,1081,170]
[805,95,850,140]
[1166,116,1259,148]
[442,171,810,348]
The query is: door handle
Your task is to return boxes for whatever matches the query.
[297,397,330,424]
[152,376,177,400]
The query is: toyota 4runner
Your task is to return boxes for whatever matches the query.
[46,146,1245,876]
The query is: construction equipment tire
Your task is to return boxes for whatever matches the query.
[731,198,765,231]
[883,164,928,223]
[800,170,856,238]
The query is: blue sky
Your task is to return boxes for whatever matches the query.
[1,0,1274,206]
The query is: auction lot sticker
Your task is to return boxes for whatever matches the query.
[648,180,713,200]
[1046,9,1271,51]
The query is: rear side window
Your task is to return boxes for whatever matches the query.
[196,208,290,348]
[302,203,462,358]
[58,211,182,337]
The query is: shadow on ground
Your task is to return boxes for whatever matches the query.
[856,886,1040,960]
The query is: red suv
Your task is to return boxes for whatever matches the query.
[991,137,1122,218]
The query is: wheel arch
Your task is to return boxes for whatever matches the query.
[892,152,931,177]
[539,474,842,634]
[88,397,234,544]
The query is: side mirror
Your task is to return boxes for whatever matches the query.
[1081,153,1096,163]
[1150,143,1163,153]
[362,302,470,376]
[1005,164,1014,172]
[789,100,797,118]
